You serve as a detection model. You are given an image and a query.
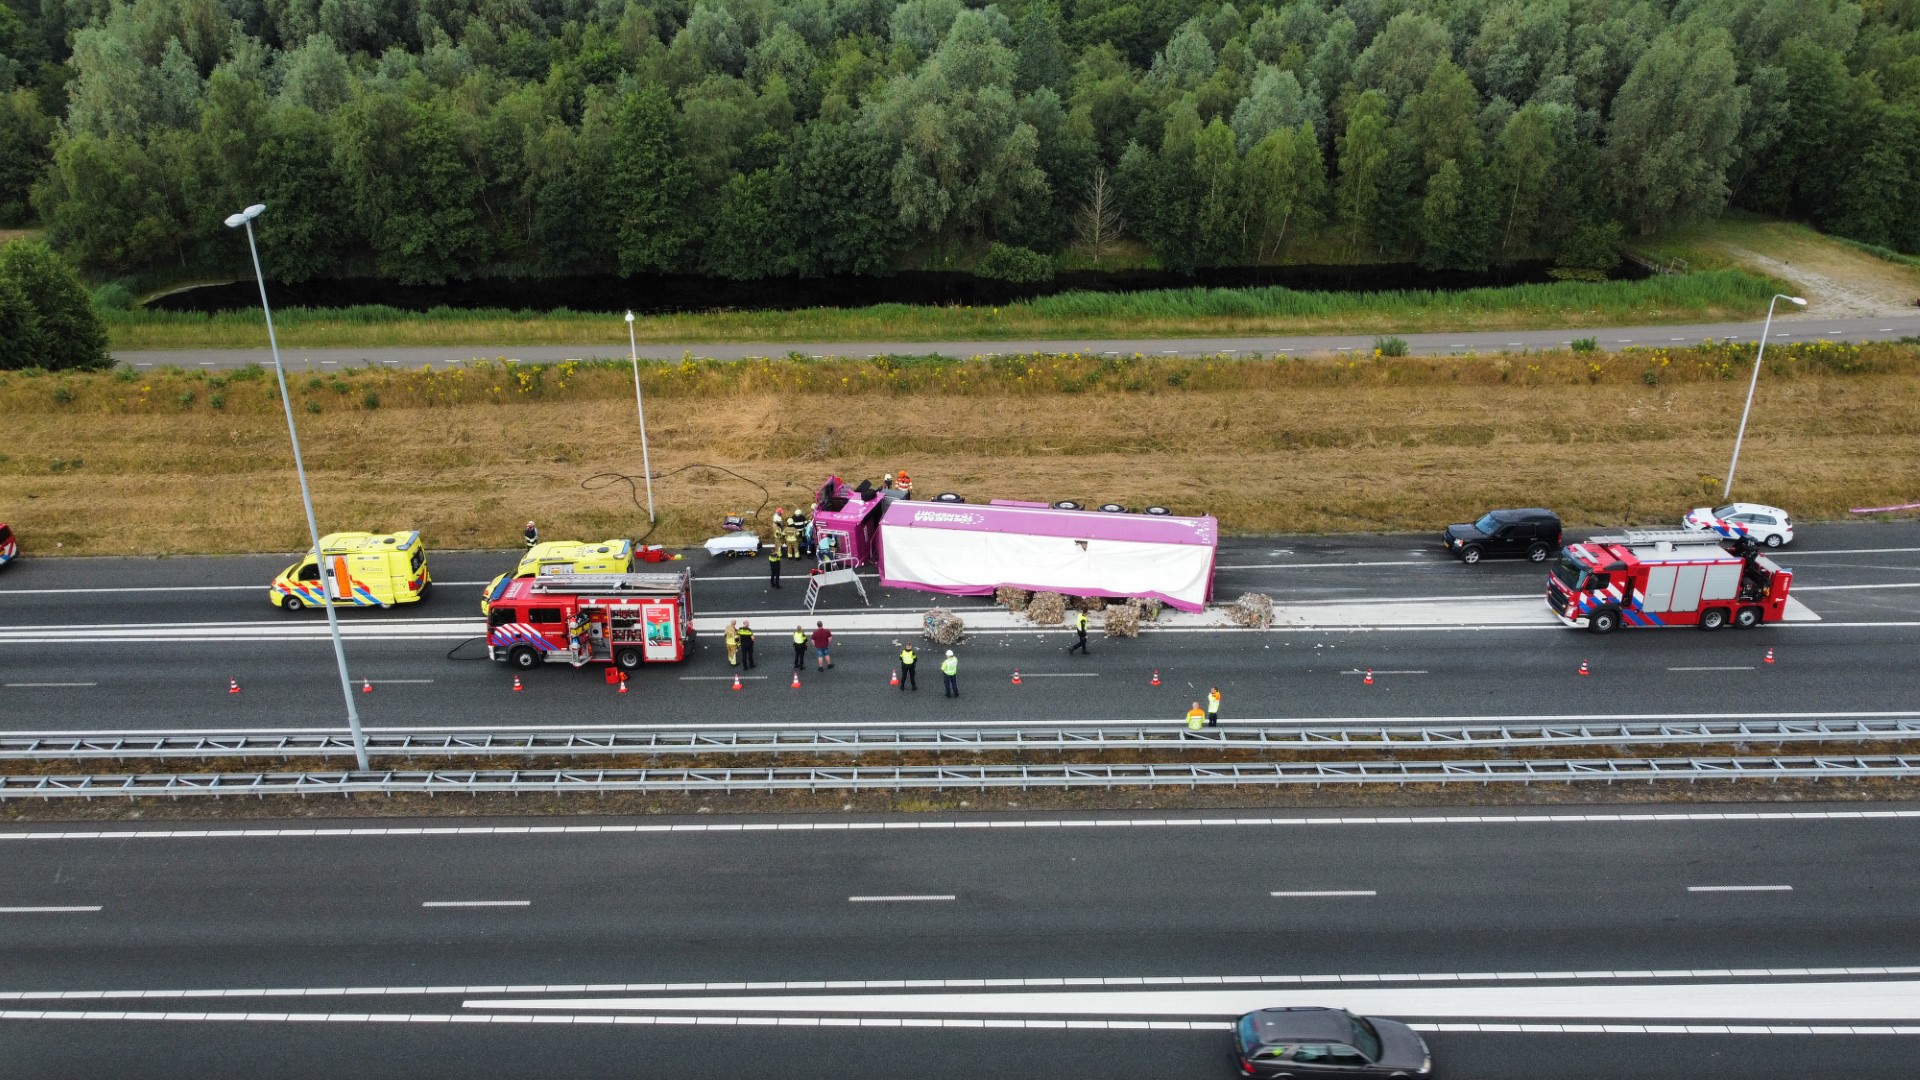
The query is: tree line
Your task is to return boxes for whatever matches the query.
[1,0,1917,287]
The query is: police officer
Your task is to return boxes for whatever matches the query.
[768,537,782,589]
[898,643,917,690]
[792,625,807,670]
[736,621,756,669]
[941,650,959,698]
[524,520,539,548]
[1068,609,1089,655]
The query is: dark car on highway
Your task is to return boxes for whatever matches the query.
[1234,1006,1433,1078]
[1441,508,1562,564]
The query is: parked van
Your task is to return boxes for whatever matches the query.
[481,539,634,614]
[269,531,431,610]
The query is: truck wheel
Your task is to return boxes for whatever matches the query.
[508,646,540,670]
[615,647,642,670]
[1700,607,1728,631]
[1734,606,1761,628]
[1527,542,1550,562]
[280,595,305,612]
[1459,545,1483,564]
[1588,608,1619,634]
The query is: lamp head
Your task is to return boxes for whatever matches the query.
[1787,296,1807,306]
[224,203,266,229]
[625,310,635,324]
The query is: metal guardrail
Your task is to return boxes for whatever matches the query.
[4,719,1918,762]
[4,756,1918,798]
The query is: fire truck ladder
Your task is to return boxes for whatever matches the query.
[1583,529,1729,547]
[527,572,687,595]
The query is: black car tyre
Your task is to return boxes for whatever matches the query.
[1734,606,1761,628]
[1527,542,1550,562]
[615,647,642,670]
[281,595,304,612]
[1765,533,1784,548]
[508,646,540,670]
[1459,545,1483,564]
[1588,608,1619,634]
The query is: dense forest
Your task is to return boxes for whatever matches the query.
[1,0,1917,287]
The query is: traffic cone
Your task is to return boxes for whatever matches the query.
[732,672,743,690]
[511,675,523,692]
[1011,669,1022,685]
[228,677,240,695]
[361,678,373,693]
[1578,660,1590,676]
[1363,669,1373,685]
[1150,669,1161,686]
[1764,648,1775,665]
[791,671,801,689]
[617,676,628,694]
[890,668,899,686]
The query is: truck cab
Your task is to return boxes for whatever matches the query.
[270,531,430,611]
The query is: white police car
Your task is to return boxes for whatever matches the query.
[1684,503,1793,548]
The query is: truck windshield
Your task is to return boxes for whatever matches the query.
[1550,554,1587,591]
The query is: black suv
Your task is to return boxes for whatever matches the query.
[1442,508,1562,564]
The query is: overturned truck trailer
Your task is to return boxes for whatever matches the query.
[875,500,1218,612]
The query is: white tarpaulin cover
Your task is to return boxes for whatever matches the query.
[876,502,1217,611]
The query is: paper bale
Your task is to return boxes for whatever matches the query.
[922,607,967,646]
[1026,591,1067,625]
[1227,592,1274,629]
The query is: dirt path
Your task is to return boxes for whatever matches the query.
[1718,243,1920,318]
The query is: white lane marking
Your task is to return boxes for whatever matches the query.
[1688,886,1793,893]
[421,901,530,908]
[1216,560,1434,570]
[0,906,100,913]
[15,967,1920,1004]
[680,675,768,681]
[3,682,97,688]
[1014,672,1100,678]
[1270,891,1375,898]
[16,708,1920,741]
[9,808,1920,844]
[848,895,955,903]
[0,581,490,596]
[1341,669,1427,675]
[472,979,1920,1021]
[1793,582,1920,591]
[3,1009,1917,1034]
[1667,666,1754,671]
[367,679,434,685]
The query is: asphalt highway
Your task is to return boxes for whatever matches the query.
[2,527,1918,734]
[114,311,1920,369]
[4,806,1920,1078]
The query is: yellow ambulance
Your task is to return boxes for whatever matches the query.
[480,539,634,614]
[269,531,432,611]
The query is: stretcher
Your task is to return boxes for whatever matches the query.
[704,532,763,558]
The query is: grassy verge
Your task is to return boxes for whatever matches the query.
[2,340,1913,557]
[104,270,1781,351]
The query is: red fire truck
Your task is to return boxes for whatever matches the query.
[1547,529,1792,633]
[486,571,694,671]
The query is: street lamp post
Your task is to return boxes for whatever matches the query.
[1723,293,1808,500]
[225,203,370,772]
[625,311,656,523]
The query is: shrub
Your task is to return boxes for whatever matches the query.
[208,392,225,409]
[51,384,73,403]
[1570,337,1598,353]
[973,243,1055,284]
[177,391,195,408]
[362,390,381,410]
[305,400,321,414]
[1550,222,1624,283]
[1374,335,1409,357]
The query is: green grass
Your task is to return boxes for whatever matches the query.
[106,270,1781,352]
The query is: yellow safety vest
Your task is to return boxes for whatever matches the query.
[1207,691,1221,712]
[794,629,806,643]
[900,649,916,666]
[941,656,958,676]
[1186,709,1205,730]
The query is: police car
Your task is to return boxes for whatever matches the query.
[1683,502,1793,548]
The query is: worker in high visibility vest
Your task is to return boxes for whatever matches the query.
[895,470,912,500]
[784,521,801,560]
[724,620,739,666]
[899,644,917,691]
[1185,702,1206,737]
[1068,609,1089,655]
[792,626,807,670]
[1206,686,1222,726]
[768,538,782,589]
[941,650,959,698]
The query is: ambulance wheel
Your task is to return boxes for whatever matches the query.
[1735,606,1762,629]
[1699,607,1728,631]
[1527,542,1550,562]
[280,595,305,612]
[615,648,642,671]
[1459,545,1483,564]
[1588,608,1619,634]
[508,646,540,670]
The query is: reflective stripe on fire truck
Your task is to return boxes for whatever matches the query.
[489,623,559,651]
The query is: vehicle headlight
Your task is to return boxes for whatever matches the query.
[1420,1055,1432,1073]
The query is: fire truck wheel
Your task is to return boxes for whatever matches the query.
[508,646,540,670]
[1459,545,1483,564]
[615,648,642,670]
[1734,606,1761,628]
[280,595,304,612]
[1587,608,1619,634]
[1699,607,1728,631]
[1527,542,1550,562]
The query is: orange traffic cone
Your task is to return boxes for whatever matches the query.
[361,678,373,693]
[1011,669,1022,685]
[1150,669,1161,686]
[1578,660,1590,676]
[1363,669,1373,685]
[732,672,743,690]
[511,675,523,692]
[1764,648,1775,665]
[791,671,801,689]
[617,676,628,694]
[890,668,899,686]
[228,677,240,695]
